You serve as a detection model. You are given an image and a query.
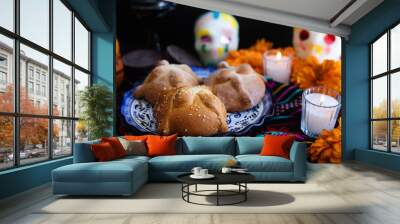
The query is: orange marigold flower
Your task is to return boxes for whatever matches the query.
[225,38,273,74]
[308,126,342,163]
[291,56,341,93]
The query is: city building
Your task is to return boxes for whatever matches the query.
[0,41,75,156]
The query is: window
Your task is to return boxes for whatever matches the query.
[28,67,34,80]
[74,18,90,70]
[0,54,8,90]
[371,23,400,154]
[35,83,40,95]
[0,0,14,32]
[0,71,6,85]
[35,70,40,81]
[20,0,49,49]
[0,0,91,170]
[0,34,13,112]
[42,85,46,97]
[0,55,7,67]
[28,81,34,94]
[53,59,72,117]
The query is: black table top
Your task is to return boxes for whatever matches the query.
[177,173,255,185]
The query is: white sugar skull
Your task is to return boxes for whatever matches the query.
[293,28,341,62]
[194,11,239,66]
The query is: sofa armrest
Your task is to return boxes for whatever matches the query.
[73,140,99,163]
[289,141,307,181]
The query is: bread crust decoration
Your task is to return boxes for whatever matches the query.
[134,60,200,105]
[206,63,266,112]
[154,86,228,136]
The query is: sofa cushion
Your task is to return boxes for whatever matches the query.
[118,137,147,156]
[146,134,177,157]
[236,137,264,155]
[53,158,147,183]
[149,154,235,172]
[259,135,295,159]
[101,137,127,158]
[91,142,118,161]
[236,155,293,172]
[73,140,100,163]
[180,137,235,155]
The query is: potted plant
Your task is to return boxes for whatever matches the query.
[79,84,113,140]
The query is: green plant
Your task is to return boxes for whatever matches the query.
[79,84,113,140]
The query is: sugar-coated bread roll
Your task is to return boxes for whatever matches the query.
[205,63,266,112]
[154,86,228,136]
[134,60,200,105]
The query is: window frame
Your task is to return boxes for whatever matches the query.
[370,20,400,154]
[0,0,92,171]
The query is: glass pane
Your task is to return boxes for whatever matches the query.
[75,120,88,143]
[74,18,89,70]
[372,76,387,119]
[372,33,387,76]
[20,0,49,49]
[53,59,72,117]
[53,0,72,60]
[0,116,14,170]
[74,69,89,118]
[0,34,14,112]
[53,119,72,157]
[391,72,400,118]
[372,121,388,151]
[391,24,400,70]
[20,44,49,115]
[20,117,49,165]
[0,0,14,31]
[391,120,400,153]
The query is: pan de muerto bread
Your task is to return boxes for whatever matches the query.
[154,86,228,136]
[206,62,265,112]
[134,60,200,104]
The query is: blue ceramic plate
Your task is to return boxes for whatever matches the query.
[121,66,273,135]
[121,86,273,136]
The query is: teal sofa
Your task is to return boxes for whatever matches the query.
[52,137,307,196]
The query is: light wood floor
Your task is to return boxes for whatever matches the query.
[1,162,400,224]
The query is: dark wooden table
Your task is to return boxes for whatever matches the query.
[177,173,255,206]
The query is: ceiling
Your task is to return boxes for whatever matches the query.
[167,0,384,38]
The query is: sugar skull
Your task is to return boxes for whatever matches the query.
[293,28,341,62]
[194,11,239,66]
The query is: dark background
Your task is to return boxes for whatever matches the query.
[117,2,294,57]
[116,1,294,135]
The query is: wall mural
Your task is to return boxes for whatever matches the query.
[116,3,342,163]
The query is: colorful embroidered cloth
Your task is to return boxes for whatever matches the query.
[249,80,310,141]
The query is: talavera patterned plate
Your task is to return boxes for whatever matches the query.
[120,86,273,136]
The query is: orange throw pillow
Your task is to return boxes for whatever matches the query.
[101,137,126,158]
[91,142,118,161]
[146,134,177,157]
[124,135,148,141]
[259,135,295,159]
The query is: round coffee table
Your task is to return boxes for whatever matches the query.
[177,173,255,206]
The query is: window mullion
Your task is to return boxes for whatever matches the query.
[388,30,391,153]
[71,10,76,155]
[48,0,54,160]
[13,0,20,167]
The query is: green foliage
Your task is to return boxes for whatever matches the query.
[79,84,113,140]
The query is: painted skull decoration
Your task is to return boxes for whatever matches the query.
[194,11,239,66]
[293,28,341,62]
